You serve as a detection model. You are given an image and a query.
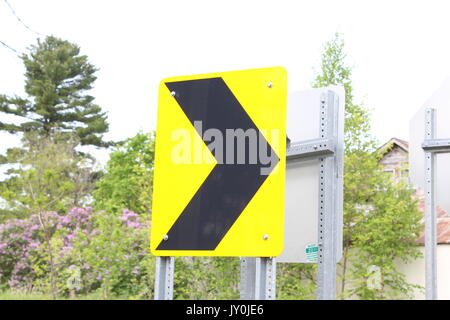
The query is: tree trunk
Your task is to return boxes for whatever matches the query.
[37,211,57,299]
[340,240,350,299]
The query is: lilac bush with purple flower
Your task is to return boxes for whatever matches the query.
[68,208,152,298]
[0,213,59,290]
[0,207,153,298]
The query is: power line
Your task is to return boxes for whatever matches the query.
[0,39,23,56]
[3,0,44,37]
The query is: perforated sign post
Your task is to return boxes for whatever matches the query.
[410,79,450,300]
[277,86,344,300]
[240,86,344,300]
[422,108,450,300]
[151,67,288,299]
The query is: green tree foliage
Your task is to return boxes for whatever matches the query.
[313,33,371,151]
[93,132,155,215]
[349,176,423,299]
[276,263,316,300]
[0,36,110,147]
[0,132,97,219]
[311,33,422,299]
[174,257,240,300]
[66,209,153,299]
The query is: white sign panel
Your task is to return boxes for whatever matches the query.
[278,86,344,263]
[410,77,450,215]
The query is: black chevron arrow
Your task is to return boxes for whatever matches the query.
[156,77,279,251]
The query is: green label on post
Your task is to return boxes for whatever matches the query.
[305,244,318,262]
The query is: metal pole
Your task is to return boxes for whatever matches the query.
[260,257,276,300]
[424,108,437,300]
[240,257,255,299]
[154,256,174,300]
[317,155,337,299]
[240,257,276,300]
[316,92,337,300]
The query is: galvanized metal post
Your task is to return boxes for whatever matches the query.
[316,92,338,300]
[240,257,276,300]
[240,257,255,299]
[260,257,277,300]
[241,89,341,300]
[424,108,437,300]
[154,256,174,300]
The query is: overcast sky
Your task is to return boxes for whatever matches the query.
[1,0,450,164]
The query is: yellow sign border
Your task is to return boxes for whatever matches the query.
[150,66,287,257]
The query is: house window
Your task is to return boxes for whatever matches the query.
[400,168,410,184]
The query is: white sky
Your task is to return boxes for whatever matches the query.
[1,0,450,165]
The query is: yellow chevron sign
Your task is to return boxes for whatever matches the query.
[150,67,287,257]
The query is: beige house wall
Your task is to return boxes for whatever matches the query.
[396,245,450,300]
[334,246,450,300]
[379,144,409,182]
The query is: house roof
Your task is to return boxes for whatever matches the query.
[379,137,409,154]
[416,196,450,245]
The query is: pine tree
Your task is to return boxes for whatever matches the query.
[0,36,110,147]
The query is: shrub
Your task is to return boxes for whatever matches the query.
[65,209,154,299]
[0,207,153,299]
[0,212,59,291]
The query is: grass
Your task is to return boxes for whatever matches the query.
[0,291,53,300]
[0,290,119,300]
